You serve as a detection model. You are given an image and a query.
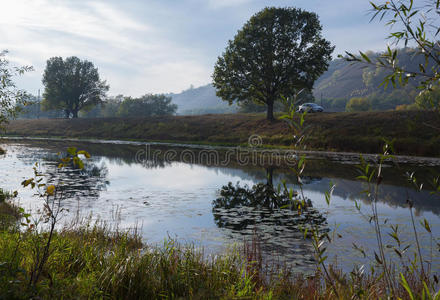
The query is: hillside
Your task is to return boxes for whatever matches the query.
[313,59,366,99]
[170,48,426,114]
[313,48,430,111]
[168,84,237,115]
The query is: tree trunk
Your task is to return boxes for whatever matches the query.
[266,167,274,187]
[64,109,70,119]
[72,109,78,118]
[266,99,274,121]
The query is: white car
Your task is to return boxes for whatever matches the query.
[297,103,324,113]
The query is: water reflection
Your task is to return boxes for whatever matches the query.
[44,159,109,200]
[212,168,328,269]
[2,139,440,273]
[17,148,110,201]
[3,139,440,216]
[213,179,327,231]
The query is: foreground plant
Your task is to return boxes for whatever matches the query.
[18,147,91,290]
[344,0,440,93]
[0,50,33,129]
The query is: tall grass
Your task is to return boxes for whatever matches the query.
[0,219,282,299]
[4,216,438,299]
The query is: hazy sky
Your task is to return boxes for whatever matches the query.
[0,0,390,96]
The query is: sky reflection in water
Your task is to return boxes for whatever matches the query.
[1,140,440,273]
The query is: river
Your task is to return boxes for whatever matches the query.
[1,138,440,274]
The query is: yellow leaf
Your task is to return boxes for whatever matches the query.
[77,150,91,159]
[46,185,55,196]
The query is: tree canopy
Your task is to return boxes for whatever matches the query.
[116,94,177,117]
[0,50,32,128]
[213,7,334,120]
[346,97,371,112]
[42,56,109,118]
[18,93,178,119]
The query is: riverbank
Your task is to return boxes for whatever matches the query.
[0,207,431,299]
[3,111,440,156]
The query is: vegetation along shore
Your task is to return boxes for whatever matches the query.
[3,110,440,157]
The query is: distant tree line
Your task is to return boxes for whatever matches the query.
[17,56,177,119]
[18,94,177,119]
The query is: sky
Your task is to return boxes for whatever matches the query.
[0,0,390,97]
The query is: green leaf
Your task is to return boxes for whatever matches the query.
[359,51,371,63]
[422,218,431,233]
[423,281,432,299]
[400,273,415,300]
[67,147,77,156]
[374,252,383,265]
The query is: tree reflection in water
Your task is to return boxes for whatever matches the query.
[212,168,328,272]
[43,157,109,200]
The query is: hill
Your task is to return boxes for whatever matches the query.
[168,84,237,115]
[313,48,429,111]
[171,48,427,114]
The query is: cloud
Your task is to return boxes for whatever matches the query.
[0,0,392,96]
[0,0,213,95]
[206,0,253,9]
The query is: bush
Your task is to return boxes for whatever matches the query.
[117,94,177,117]
[395,103,419,111]
[415,85,440,110]
[345,97,371,112]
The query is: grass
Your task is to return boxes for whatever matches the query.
[0,189,20,231]
[0,216,438,299]
[3,110,440,157]
[0,217,299,299]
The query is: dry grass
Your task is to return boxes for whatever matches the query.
[3,110,440,156]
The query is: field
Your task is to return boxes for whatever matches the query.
[3,110,440,157]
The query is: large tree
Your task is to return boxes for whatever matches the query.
[42,56,109,118]
[213,7,334,120]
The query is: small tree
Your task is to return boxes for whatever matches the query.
[0,50,33,128]
[42,56,109,118]
[346,97,371,112]
[213,7,333,120]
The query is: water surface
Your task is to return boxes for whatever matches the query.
[1,139,440,273]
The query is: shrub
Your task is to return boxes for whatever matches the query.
[346,97,371,111]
